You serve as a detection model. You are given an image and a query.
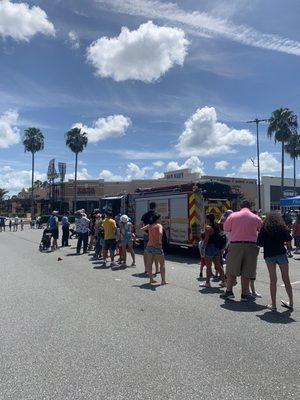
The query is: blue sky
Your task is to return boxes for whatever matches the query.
[0,0,300,193]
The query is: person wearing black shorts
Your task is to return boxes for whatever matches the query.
[48,211,59,250]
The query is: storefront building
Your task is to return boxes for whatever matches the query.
[13,169,258,215]
[261,176,300,212]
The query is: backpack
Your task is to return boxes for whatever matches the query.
[214,233,227,250]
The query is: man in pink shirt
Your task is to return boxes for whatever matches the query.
[221,200,262,301]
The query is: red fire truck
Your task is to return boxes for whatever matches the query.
[100,181,241,248]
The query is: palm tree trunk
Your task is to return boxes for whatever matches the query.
[294,157,296,196]
[74,152,78,212]
[281,142,285,199]
[31,151,35,216]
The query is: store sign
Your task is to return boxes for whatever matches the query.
[283,190,295,198]
[270,185,300,202]
[77,187,95,195]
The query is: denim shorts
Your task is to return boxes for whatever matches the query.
[265,254,289,266]
[121,239,133,247]
[143,234,149,249]
[146,246,164,255]
[205,243,220,258]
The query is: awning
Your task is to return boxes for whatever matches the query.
[280,196,300,207]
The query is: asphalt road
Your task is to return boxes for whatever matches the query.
[1,228,299,400]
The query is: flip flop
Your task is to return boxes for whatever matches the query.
[281,300,294,311]
[266,304,277,312]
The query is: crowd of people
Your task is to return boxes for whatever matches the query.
[44,204,167,286]
[3,200,296,310]
[0,215,25,232]
[198,200,294,311]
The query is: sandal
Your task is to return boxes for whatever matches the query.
[266,304,277,312]
[281,300,294,311]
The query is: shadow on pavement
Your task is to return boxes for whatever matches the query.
[220,301,267,313]
[199,287,224,294]
[132,283,158,291]
[132,273,148,279]
[111,265,127,271]
[66,253,79,257]
[93,265,109,270]
[256,310,296,324]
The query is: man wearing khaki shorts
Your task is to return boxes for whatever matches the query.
[221,201,262,301]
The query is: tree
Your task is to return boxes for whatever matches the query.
[285,133,300,196]
[65,127,88,212]
[268,108,298,199]
[23,127,45,216]
[0,188,9,202]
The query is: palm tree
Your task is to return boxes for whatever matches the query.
[65,127,88,212]
[0,188,9,202]
[268,108,298,199]
[23,127,45,216]
[285,133,300,196]
[0,188,9,213]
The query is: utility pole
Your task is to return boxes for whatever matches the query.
[247,118,269,210]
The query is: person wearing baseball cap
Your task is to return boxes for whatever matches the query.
[120,214,135,267]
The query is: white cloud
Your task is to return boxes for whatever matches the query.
[0,166,46,194]
[176,107,255,157]
[166,161,180,171]
[86,21,189,82]
[66,168,92,180]
[0,0,55,41]
[78,160,86,166]
[97,0,300,56]
[98,170,123,181]
[226,173,237,178]
[239,152,289,174]
[73,115,131,143]
[107,149,176,160]
[68,30,80,49]
[166,156,204,175]
[126,162,146,180]
[0,110,20,148]
[153,160,164,168]
[152,171,164,179]
[215,160,229,170]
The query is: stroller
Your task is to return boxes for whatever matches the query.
[39,228,52,251]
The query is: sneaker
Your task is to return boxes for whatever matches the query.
[212,275,220,282]
[220,291,235,300]
[131,262,136,267]
[199,282,211,288]
[241,293,254,302]
[267,304,277,312]
[219,281,227,288]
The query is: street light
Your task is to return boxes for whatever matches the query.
[246,118,269,210]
